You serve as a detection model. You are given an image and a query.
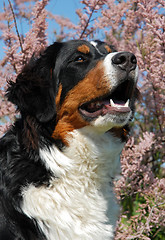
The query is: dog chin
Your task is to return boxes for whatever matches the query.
[90,111,132,133]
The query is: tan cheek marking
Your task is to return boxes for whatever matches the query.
[77,44,90,54]
[105,45,112,53]
[52,61,111,145]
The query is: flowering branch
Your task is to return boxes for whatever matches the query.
[8,0,24,54]
[79,0,102,39]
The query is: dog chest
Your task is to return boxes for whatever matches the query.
[21,130,122,239]
[22,176,118,240]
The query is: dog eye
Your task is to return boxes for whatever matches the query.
[74,56,86,63]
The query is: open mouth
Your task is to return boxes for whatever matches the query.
[79,80,135,119]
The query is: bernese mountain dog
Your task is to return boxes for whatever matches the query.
[0,40,138,240]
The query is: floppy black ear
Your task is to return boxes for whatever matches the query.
[6,42,62,122]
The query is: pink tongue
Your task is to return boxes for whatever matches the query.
[102,100,131,115]
[79,99,131,118]
[103,100,126,107]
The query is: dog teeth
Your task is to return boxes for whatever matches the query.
[110,99,116,107]
[125,99,129,107]
[110,99,130,108]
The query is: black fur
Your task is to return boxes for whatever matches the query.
[0,124,50,239]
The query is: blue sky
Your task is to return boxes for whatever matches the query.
[0,0,82,59]
[46,0,80,43]
[47,0,79,21]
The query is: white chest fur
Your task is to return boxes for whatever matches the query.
[21,128,124,240]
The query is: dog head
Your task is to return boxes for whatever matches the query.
[7,40,139,146]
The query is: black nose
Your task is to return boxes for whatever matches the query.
[112,52,137,72]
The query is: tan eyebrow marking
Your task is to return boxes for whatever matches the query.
[105,45,112,53]
[77,44,90,54]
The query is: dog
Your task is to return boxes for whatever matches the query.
[0,40,138,240]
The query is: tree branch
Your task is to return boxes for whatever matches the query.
[8,0,24,54]
[79,0,102,39]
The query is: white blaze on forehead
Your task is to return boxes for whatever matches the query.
[90,41,98,48]
[90,41,104,56]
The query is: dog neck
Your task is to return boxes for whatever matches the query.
[40,127,124,184]
[63,127,124,182]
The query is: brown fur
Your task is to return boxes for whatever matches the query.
[77,44,90,55]
[105,45,112,53]
[52,61,111,144]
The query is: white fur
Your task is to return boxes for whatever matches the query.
[103,52,123,89]
[91,109,132,132]
[21,127,124,240]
